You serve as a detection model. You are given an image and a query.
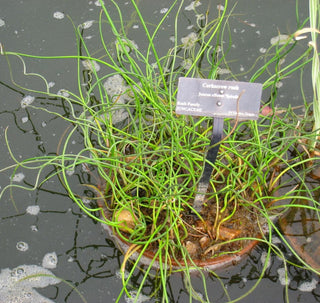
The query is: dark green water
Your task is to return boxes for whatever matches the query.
[0,1,319,302]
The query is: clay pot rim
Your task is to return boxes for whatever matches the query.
[97,199,261,270]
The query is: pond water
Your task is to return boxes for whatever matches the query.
[0,0,319,302]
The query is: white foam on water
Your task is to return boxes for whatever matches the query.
[48,81,55,88]
[26,205,40,216]
[160,8,168,14]
[57,89,70,97]
[185,1,201,11]
[271,236,282,244]
[30,225,38,232]
[277,267,291,286]
[181,32,197,49]
[66,169,75,176]
[11,172,25,182]
[16,241,29,252]
[270,34,293,46]
[21,116,28,123]
[125,291,151,303]
[217,4,224,10]
[298,278,318,292]
[94,0,104,6]
[21,95,35,108]
[42,252,58,269]
[260,251,271,269]
[82,59,100,72]
[82,20,94,29]
[0,18,5,27]
[0,265,60,303]
[53,11,64,20]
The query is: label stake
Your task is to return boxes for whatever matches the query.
[193,117,224,213]
[175,77,263,214]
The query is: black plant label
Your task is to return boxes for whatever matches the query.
[176,77,262,120]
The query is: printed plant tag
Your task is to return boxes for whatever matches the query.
[176,77,262,119]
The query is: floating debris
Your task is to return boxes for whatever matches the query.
[42,252,58,269]
[26,205,40,216]
[21,95,35,108]
[21,117,28,123]
[16,241,29,252]
[0,265,60,303]
[53,11,64,20]
[0,18,5,27]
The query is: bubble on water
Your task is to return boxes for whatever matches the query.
[42,252,58,269]
[94,0,104,6]
[21,95,35,108]
[277,267,291,286]
[185,1,201,11]
[48,81,55,88]
[16,241,29,252]
[11,172,25,182]
[57,89,70,97]
[53,11,64,20]
[160,8,168,14]
[21,116,28,123]
[26,205,40,216]
[0,18,5,27]
[67,256,74,262]
[0,264,60,302]
[30,225,38,232]
[81,20,94,29]
[298,278,318,292]
[217,4,224,10]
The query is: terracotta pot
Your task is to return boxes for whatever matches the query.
[97,198,262,271]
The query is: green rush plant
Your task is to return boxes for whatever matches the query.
[1,0,320,302]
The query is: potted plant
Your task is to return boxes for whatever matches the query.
[1,0,319,301]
